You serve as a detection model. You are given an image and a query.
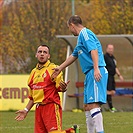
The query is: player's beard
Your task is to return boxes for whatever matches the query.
[38,61,46,65]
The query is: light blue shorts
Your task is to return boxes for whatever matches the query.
[84,67,108,104]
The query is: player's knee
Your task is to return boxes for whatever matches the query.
[84,104,88,111]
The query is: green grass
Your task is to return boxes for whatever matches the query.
[0,111,133,133]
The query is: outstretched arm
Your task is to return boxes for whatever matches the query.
[15,99,34,121]
[52,55,77,78]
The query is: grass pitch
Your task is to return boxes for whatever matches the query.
[0,111,133,133]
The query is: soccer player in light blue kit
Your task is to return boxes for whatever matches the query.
[52,15,108,133]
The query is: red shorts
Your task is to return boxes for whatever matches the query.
[35,103,62,133]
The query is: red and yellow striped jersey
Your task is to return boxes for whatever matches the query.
[28,60,63,105]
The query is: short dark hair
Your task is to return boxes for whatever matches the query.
[68,15,82,25]
[39,44,50,54]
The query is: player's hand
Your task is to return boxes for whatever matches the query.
[94,68,102,82]
[51,66,61,79]
[59,80,70,92]
[15,110,27,121]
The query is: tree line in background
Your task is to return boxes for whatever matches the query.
[0,0,133,74]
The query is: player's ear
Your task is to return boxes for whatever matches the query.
[48,54,50,59]
[35,54,37,58]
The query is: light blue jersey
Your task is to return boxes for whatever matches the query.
[72,28,108,104]
[72,28,106,74]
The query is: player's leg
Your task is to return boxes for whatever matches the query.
[85,110,95,133]
[90,67,108,133]
[91,67,108,133]
[107,92,117,112]
[107,92,114,111]
[84,67,108,133]
[85,103,103,133]
[49,131,66,133]
[107,94,113,109]
[49,129,74,133]
[84,77,95,133]
[34,105,47,133]
[44,103,62,132]
[107,75,113,110]
[43,103,76,133]
[89,104,104,133]
[49,126,77,133]
[107,75,117,112]
[84,70,97,133]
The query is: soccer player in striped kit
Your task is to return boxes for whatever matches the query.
[15,44,78,133]
[52,15,108,133]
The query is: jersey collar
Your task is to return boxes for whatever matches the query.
[36,60,51,70]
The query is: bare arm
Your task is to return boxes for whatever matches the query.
[59,55,77,71]
[115,67,124,81]
[91,50,101,82]
[15,99,34,121]
[52,55,77,78]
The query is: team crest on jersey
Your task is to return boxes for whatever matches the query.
[42,72,47,78]
[78,50,83,55]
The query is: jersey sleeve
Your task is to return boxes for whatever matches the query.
[27,69,35,100]
[28,89,33,100]
[81,30,97,52]
[51,64,64,90]
[113,56,117,67]
[72,47,78,57]
[55,71,64,89]
[104,54,108,64]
